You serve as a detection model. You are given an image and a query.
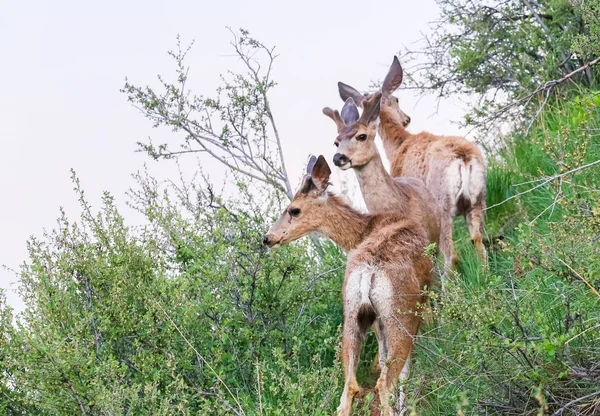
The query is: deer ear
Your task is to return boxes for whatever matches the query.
[299,175,314,194]
[381,56,404,97]
[310,155,332,193]
[338,82,365,107]
[340,98,359,125]
[306,155,318,174]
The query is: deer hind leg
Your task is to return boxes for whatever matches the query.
[337,308,372,416]
[440,213,457,273]
[374,316,416,416]
[466,203,487,264]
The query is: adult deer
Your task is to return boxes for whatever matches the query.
[338,57,487,269]
[264,155,433,416]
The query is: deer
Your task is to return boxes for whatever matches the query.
[321,93,441,262]
[322,93,441,374]
[337,56,487,270]
[264,155,433,416]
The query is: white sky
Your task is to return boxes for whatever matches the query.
[0,0,469,313]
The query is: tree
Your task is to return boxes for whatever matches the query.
[404,0,600,130]
[122,29,293,199]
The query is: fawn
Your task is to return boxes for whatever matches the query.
[264,155,433,416]
[338,56,487,269]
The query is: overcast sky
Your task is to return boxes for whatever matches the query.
[0,0,469,313]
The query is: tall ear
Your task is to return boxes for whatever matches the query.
[357,91,382,125]
[306,155,318,174]
[340,98,360,125]
[381,56,404,98]
[299,155,318,193]
[338,82,366,107]
[322,107,345,133]
[310,155,332,193]
[299,175,314,194]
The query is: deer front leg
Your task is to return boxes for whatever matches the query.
[372,322,383,375]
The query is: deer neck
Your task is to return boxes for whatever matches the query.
[378,106,411,163]
[353,152,398,212]
[319,195,371,251]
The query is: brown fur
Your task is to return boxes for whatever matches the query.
[264,156,433,416]
[337,57,488,269]
[323,96,441,253]
[378,99,487,268]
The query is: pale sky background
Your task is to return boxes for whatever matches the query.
[0,0,469,313]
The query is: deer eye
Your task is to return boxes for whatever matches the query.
[356,134,367,141]
[289,208,301,217]
[334,141,339,147]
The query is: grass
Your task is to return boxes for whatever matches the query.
[399,93,600,415]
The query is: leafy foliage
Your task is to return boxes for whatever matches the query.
[403,93,600,415]
[1,171,345,415]
[406,0,600,128]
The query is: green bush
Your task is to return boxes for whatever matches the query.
[2,94,600,415]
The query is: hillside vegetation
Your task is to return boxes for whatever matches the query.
[1,92,599,415]
[3,0,600,412]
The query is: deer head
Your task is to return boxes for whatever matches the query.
[337,57,411,128]
[322,92,382,170]
[263,155,332,248]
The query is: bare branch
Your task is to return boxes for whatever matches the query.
[486,158,600,211]
[123,29,293,199]
[550,389,600,416]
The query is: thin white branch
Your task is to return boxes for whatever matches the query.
[487,158,600,211]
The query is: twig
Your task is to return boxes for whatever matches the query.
[528,177,562,225]
[486,158,600,211]
[565,323,600,345]
[153,299,245,415]
[255,360,264,416]
[557,259,600,300]
[550,389,600,415]
[490,56,600,122]
[524,86,551,137]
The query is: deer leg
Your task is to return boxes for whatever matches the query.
[337,311,369,416]
[375,316,416,416]
[466,204,487,264]
[440,213,457,273]
[372,323,382,375]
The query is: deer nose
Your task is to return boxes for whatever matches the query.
[333,153,349,167]
[263,235,270,246]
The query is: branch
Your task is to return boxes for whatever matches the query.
[486,158,600,211]
[557,258,600,300]
[550,389,600,415]
[489,56,600,123]
[123,30,293,200]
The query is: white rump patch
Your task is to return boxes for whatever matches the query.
[345,264,384,310]
[445,159,486,215]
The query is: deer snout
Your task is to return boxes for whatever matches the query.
[333,153,350,167]
[263,233,282,248]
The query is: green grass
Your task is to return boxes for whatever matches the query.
[402,93,600,415]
